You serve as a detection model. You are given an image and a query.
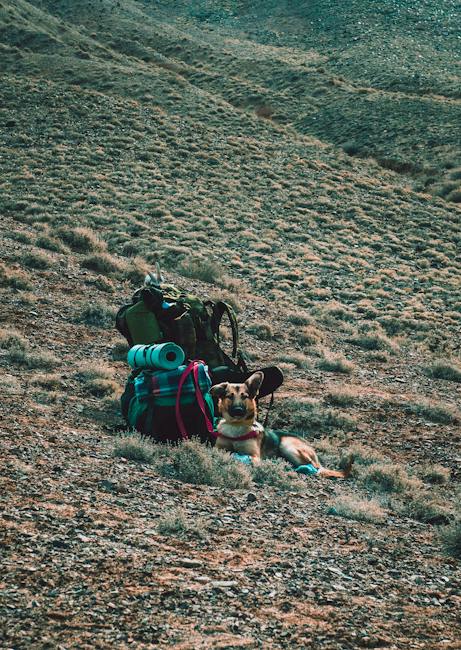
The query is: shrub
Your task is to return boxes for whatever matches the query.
[20,251,52,270]
[324,386,357,407]
[6,347,58,370]
[57,226,105,253]
[440,519,461,558]
[272,398,356,434]
[179,257,223,284]
[247,323,274,340]
[0,328,27,350]
[252,458,304,492]
[361,463,421,494]
[112,342,130,361]
[328,495,386,523]
[157,440,252,488]
[287,312,312,326]
[81,253,122,276]
[425,360,461,383]
[299,325,323,346]
[114,433,156,463]
[419,464,450,485]
[157,509,207,539]
[78,301,116,328]
[348,332,396,352]
[399,495,452,525]
[0,263,32,290]
[405,400,459,425]
[36,235,67,253]
[317,351,354,374]
[277,352,311,369]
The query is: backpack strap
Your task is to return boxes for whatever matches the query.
[192,362,216,438]
[262,392,275,429]
[175,361,216,440]
[210,301,239,359]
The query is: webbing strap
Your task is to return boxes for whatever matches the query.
[211,301,239,359]
[192,363,216,438]
[175,361,216,440]
[263,392,275,428]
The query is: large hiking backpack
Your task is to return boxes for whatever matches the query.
[116,272,284,438]
[116,279,247,374]
[121,361,216,444]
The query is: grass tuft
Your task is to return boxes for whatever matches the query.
[425,360,461,383]
[328,495,386,524]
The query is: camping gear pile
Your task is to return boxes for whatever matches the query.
[116,269,283,443]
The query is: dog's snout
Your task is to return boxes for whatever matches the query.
[229,405,246,417]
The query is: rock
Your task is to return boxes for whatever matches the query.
[178,558,203,568]
[246,492,257,503]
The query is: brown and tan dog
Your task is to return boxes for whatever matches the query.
[211,372,352,478]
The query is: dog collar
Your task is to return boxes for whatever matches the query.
[217,427,260,442]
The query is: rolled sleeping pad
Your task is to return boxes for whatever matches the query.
[127,342,185,370]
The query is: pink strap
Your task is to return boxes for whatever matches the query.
[175,361,216,440]
[192,362,216,438]
[175,362,195,440]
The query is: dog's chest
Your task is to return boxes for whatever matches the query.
[216,420,264,451]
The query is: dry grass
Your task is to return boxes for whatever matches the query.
[426,360,461,383]
[328,495,386,524]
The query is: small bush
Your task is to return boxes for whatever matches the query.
[361,463,421,494]
[252,459,304,492]
[325,386,357,407]
[114,433,156,463]
[419,464,450,485]
[0,328,27,350]
[74,363,112,382]
[6,347,58,370]
[277,352,311,369]
[287,312,312,326]
[78,302,116,328]
[426,360,461,383]
[247,323,274,340]
[328,495,386,524]
[36,235,67,253]
[299,325,323,346]
[440,520,461,558]
[179,258,223,284]
[0,263,31,290]
[157,440,252,488]
[157,509,207,539]
[399,495,452,525]
[20,251,52,270]
[81,253,122,276]
[348,332,396,352]
[405,400,459,425]
[112,342,130,361]
[272,398,356,433]
[317,351,354,374]
[57,227,105,253]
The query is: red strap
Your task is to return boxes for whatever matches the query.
[175,362,195,440]
[175,361,216,441]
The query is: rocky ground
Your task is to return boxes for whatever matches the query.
[1,0,460,648]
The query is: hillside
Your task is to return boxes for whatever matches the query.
[1,0,460,648]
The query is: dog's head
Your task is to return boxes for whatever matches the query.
[210,372,264,423]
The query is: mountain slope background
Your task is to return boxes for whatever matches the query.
[1,1,460,648]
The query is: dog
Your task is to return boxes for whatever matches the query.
[210,371,352,478]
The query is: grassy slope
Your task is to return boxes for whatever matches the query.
[1,0,461,647]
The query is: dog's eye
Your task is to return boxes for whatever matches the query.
[225,394,234,400]
[241,394,249,400]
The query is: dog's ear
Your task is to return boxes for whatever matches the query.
[244,372,264,399]
[210,382,228,400]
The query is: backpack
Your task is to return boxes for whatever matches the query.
[115,277,247,374]
[121,361,216,444]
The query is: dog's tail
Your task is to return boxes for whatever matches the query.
[318,454,354,479]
